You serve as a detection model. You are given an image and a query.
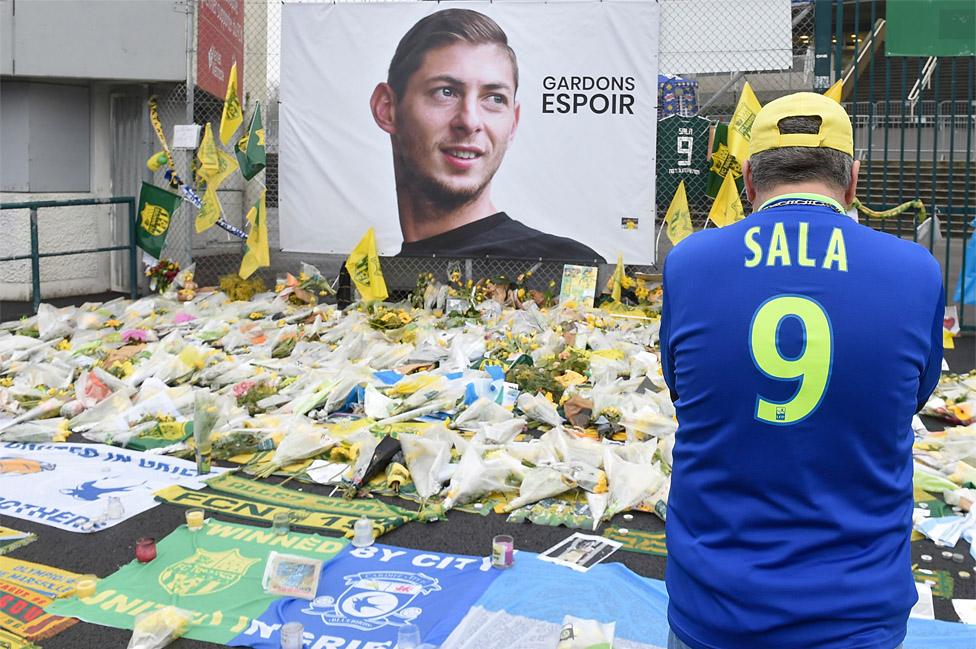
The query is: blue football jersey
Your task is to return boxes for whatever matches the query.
[660,196,944,649]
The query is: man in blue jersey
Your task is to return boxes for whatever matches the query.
[660,93,944,649]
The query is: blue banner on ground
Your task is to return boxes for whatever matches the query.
[230,544,499,649]
[439,553,976,649]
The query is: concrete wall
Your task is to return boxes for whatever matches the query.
[1,0,185,80]
[0,82,115,300]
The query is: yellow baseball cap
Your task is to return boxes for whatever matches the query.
[750,92,854,157]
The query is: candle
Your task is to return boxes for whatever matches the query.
[492,534,514,569]
[136,537,157,563]
[186,509,205,531]
[75,576,97,599]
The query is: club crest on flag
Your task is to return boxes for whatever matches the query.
[159,549,260,597]
[140,203,171,237]
[708,142,742,184]
[59,478,145,502]
[0,457,56,475]
[301,571,441,632]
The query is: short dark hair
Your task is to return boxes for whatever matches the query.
[387,9,519,101]
[749,116,854,194]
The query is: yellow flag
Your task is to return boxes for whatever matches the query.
[664,180,693,245]
[610,254,624,302]
[824,79,843,103]
[727,82,761,163]
[239,189,269,279]
[196,186,221,234]
[196,123,219,180]
[220,62,243,145]
[211,150,239,187]
[708,172,745,227]
[345,228,388,302]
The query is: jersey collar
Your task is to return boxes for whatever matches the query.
[757,192,846,214]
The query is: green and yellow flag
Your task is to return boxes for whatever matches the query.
[707,172,745,227]
[610,254,624,302]
[727,81,761,163]
[136,182,181,259]
[345,228,388,302]
[706,122,744,199]
[239,189,269,279]
[824,79,843,103]
[235,104,266,181]
[196,123,219,180]
[220,62,243,145]
[664,180,693,245]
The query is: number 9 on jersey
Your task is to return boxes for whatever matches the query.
[749,295,833,425]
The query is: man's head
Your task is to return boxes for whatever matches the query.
[370,9,520,212]
[743,92,859,207]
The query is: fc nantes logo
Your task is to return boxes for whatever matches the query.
[301,571,440,632]
[140,203,171,236]
[159,549,259,597]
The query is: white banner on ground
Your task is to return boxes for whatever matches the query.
[0,442,223,533]
[280,1,659,264]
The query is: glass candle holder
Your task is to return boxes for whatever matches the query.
[135,537,157,563]
[186,509,205,531]
[396,622,421,649]
[492,534,514,569]
[279,621,304,649]
[272,512,291,535]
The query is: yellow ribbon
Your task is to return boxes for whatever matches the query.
[852,197,927,223]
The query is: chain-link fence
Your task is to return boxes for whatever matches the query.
[151,0,974,326]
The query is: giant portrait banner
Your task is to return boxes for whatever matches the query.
[280,1,659,264]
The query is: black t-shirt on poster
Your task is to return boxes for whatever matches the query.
[397,212,605,263]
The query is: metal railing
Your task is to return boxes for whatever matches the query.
[0,197,139,313]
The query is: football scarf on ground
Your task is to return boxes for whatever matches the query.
[229,544,499,649]
[0,442,223,533]
[205,472,418,536]
[0,627,38,649]
[0,559,80,642]
[0,529,34,557]
[0,580,77,641]
[156,483,416,539]
[0,558,79,600]
[603,528,667,557]
[46,520,347,644]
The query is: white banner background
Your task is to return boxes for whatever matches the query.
[280,1,659,264]
[0,442,223,533]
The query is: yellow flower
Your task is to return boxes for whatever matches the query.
[249,312,264,320]
[0,377,13,388]
[56,339,71,351]
[104,319,122,328]
[398,312,412,324]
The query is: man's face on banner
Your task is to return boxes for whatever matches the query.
[392,42,519,207]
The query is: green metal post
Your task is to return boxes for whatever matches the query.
[834,1,844,82]
[945,60,956,295]
[29,208,40,313]
[128,197,138,300]
[883,57,892,235]
[899,59,907,207]
[962,57,974,331]
[914,57,923,242]
[929,70,939,252]
[866,0,876,206]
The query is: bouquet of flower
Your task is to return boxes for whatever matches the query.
[145,259,180,293]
